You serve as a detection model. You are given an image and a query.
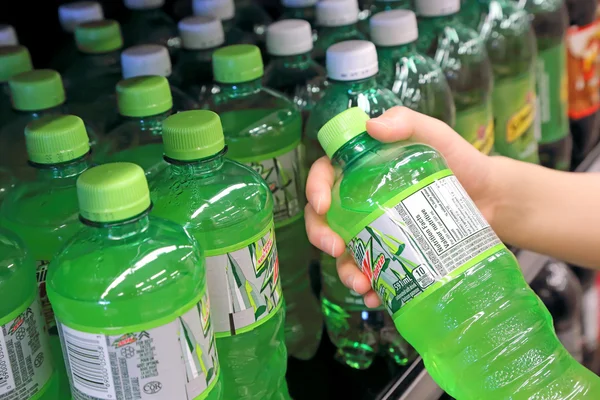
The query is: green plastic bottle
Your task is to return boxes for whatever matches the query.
[0,227,58,400]
[370,10,455,126]
[203,44,312,383]
[462,0,539,163]
[106,76,172,177]
[121,44,199,111]
[173,16,225,102]
[304,40,403,168]
[518,0,572,170]
[0,70,102,181]
[193,0,254,45]
[0,114,93,399]
[233,0,273,37]
[264,19,327,122]
[150,110,287,398]
[313,0,367,65]
[121,0,179,53]
[281,0,318,26]
[47,162,222,400]
[358,0,414,33]
[416,0,494,154]
[0,45,32,122]
[0,168,16,204]
[318,106,600,398]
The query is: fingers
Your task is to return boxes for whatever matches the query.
[364,291,382,308]
[305,204,345,257]
[306,156,335,215]
[336,252,371,295]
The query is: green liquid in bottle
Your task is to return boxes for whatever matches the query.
[319,106,600,399]
[280,0,318,26]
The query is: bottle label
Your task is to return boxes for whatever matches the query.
[205,221,283,337]
[58,291,220,400]
[246,144,304,224]
[0,296,54,399]
[35,260,55,331]
[492,73,540,163]
[347,170,504,318]
[536,43,570,143]
[566,21,600,120]
[454,102,494,155]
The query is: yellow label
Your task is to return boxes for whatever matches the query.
[475,119,494,155]
[506,92,535,143]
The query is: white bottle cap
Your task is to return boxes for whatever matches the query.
[121,44,172,78]
[326,40,378,81]
[370,10,418,46]
[267,20,313,56]
[316,0,360,27]
[58,1,104,33]
[193,0,235,21]
[415,0,460,17]
[179,16,225,50]
[124,0,165,10]
[0,25,18,45]
[281,0,318,7]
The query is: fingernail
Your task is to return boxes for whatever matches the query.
[368,118,392,132]
[330,236,337,257]
[320,236,333,256]
[315,193,323,214]
[345,275,356,291]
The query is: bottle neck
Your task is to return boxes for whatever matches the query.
[331,132,380,170]
[222,19,235,33]
[271,52,314,71]
[167,152,225,177]
[86,210,151,241]
[125,109,172,134]
[218,78,263,98]
[329,75,379,93]
[15,104,64,120]
[377,41,417,60]
[76,49,121,68]
[419,12,458,25]
[320,23,359,35]
[34,154,91,181]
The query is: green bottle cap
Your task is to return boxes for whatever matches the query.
[212,44,263,83]
[162,110,225,161]
[25,115,90,164]
[77,162,151,223]
[9,69,66,111]
[318,107,371,158]
[116,76,173,117]
[0,45,33,82]
[74,20,123,54]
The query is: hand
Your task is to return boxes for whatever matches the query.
[305,106,500,307]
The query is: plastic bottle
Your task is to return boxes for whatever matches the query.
[264,19,327,122]
[0,69,102,180]
[105,76,172,177]
[304,40,403,168]
[281,0,318,26]
[565,0,600,167]
[47,162,222,400]
[531,260,585,362]
[0,24,18,46]
[358,0,414,34]
[150,110,286,398]
[0,227,58,399]
[416,0,494,154]
[0,168,16,204]
[193,0,254,45]
[173,16,225,102]
[121,44,199,111]
[0,114,94,399]
[203,44,314,382]
[53,1,105,73]
[121,0,179,53]
[232,0,273,39]
[313,0,367,65]
[370,10,455,126]
[463,0,539,162]
[0,45,32,122]
[518,0,572,170]
[318,106,600,398]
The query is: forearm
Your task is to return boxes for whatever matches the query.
[490,156,600,268]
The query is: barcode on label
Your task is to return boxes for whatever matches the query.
[61,325,116,399]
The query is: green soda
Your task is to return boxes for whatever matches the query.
[304,40,403,168]
[0,114,93,399]
[193,0,255,45]
[0,168,16,204]
[0,45,32,122]
[358,0,414,34]
[518,0,572,170]
[281,0,318,26]
[120,44,199,111]
[313,0,367,65]
[233,0,273,37]
[370,10,455,126]
[173,16,225,102]
[0,227,58,399]
[47,162,222,400]
[264,19,327,122]
[416,0,494,154]
[0,69,102,180]
[462,0,539,163]
[319,107,600,398]
[121,0,179,53]
[106,76,172,177]
[203,44,311,383]
[150,110,287,398]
